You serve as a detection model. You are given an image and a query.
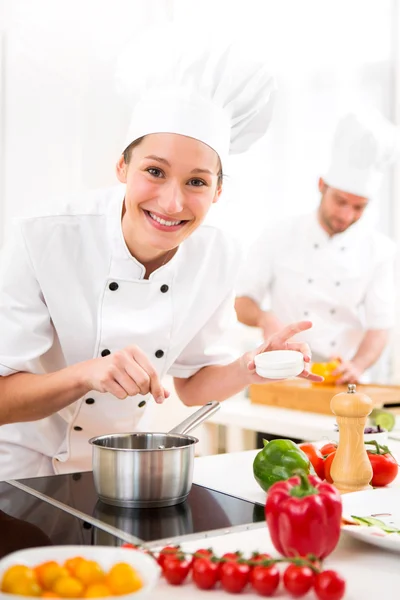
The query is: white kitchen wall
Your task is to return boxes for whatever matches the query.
[0,4,5,249]
[0,0,396,244]
[0,0,399,391]
[195,0,396,244]
[0,0,174,243]
[391,0,400,383]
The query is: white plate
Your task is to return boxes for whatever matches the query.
[341,487,400,553]
[0,545,160,599]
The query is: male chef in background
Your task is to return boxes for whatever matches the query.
[235,110,399,384]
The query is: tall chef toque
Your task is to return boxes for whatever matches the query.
[115,24,277,168]
[324,110,400,198]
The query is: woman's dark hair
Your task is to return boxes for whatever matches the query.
[122,136,224,187]
[123,137,145,164]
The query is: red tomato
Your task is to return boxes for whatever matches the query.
[220,561,250,594]
[157,545,180,569]
[250,564,280,596]
[250,552,272,566]
[121,543,151,555]
[323,452,336,483]
[283,564,314,597]
[299,443,325,479]
[191,548,213,563]
[314,569,346,600]
[221,551,242,562]
[162,555,191,585]
[320,443,338,457]
[368,451,399,487]
[192,558,219,590]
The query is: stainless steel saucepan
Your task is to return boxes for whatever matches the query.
[89,401,220,508]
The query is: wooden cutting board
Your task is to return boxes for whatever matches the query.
[249,380,400,415]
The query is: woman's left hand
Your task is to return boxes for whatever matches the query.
[244,320,324,383]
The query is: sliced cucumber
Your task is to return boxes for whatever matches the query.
[351,515,400,533]
[351,515,385,527]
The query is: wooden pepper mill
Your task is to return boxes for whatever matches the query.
[330,383,373,494]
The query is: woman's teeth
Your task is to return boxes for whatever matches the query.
[148,211,183,227]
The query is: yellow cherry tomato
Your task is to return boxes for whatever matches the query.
[37,564,69,591]
[106,563,142,595]
[64,557,85,577]
[74,560,105,586]
[6,578,42,597]
[35,562,60,589]
[84,583,112,598]
[52,576,85,598]
[1,565,38,593]
[41,592,60,598]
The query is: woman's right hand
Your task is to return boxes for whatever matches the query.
[80,346,169,403]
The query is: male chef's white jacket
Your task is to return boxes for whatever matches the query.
[237,212,396,362]
[0,186,239,480]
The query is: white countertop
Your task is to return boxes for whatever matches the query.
[194,449,264,504]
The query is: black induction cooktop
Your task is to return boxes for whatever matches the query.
[9,471,265,545]
[0,480,124,558]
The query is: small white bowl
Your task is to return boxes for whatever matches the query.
[254,350,305,379]
[0,545,160,599]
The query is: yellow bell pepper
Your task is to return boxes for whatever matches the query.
[311,359,341,385]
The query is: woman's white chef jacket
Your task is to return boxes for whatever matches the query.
[0,186,239,480]
[237,212,396,362]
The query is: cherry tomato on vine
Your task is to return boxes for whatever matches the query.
[250,564,280,596]
[283,564,315,597]
[221,551,242,563]
[250,552,272,566]
[191,548,214,564]
[192,558,219,590]
[157,545,180,569]
[220,561,250,594]
[121,543,151,555]
[162,555,191,585]
[314,569,346,600]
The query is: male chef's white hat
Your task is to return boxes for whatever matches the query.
[324,110,400,198]
[115,23,277,167]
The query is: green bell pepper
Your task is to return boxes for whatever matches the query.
[253,439,312,492]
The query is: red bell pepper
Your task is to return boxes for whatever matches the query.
[265,470,342,559]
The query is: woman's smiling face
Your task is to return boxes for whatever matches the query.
[116,133,222,262]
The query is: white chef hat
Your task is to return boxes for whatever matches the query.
[115,23,277,167]
[324,110,400,198]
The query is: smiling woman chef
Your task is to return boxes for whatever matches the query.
[0,27,320,479]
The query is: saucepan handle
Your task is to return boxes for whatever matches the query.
[167,401,220,436]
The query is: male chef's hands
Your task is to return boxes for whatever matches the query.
[245,320,324,383]
[331,360,363,385]
[83,345,169,403]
